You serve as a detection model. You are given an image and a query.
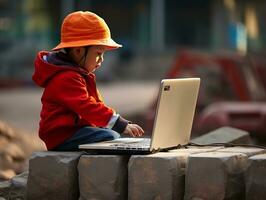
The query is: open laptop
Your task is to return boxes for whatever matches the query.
[79,78,201,154]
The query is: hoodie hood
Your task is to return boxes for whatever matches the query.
[32,51,90,87]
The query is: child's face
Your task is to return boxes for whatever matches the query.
[83,45,106,73]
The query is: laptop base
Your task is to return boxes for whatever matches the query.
[81,145,184,155]
[82,149,152,155]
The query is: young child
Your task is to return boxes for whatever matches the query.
[32,11,144,151]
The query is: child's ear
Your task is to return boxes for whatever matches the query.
[69,47,84,63]
[73,47,83,56]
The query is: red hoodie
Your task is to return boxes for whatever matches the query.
[32,51,118,150]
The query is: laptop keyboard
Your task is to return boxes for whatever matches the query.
[110,138,151,149]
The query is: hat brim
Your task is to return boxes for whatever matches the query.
[52,38,122,51]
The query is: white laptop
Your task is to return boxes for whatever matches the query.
[79,78,201,154]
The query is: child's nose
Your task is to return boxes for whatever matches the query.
[99,55,104,63]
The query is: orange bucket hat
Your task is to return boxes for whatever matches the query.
[52,11,122,51]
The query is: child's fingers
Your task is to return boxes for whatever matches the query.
[127,130,133,137]
[131,124,144,137]
[130,126,139,137]
[127,126,136,137]
[135,125,144,136]
[124,124,144,137]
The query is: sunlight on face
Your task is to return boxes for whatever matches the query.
[84,46,107,73]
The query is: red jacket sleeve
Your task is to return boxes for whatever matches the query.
[48,71,114,127]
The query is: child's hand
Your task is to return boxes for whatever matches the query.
[123,124,144,137]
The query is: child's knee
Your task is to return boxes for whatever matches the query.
[108,130,121,140]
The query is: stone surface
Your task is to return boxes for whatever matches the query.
[128,153,185,200]
[184,152,247,200]
[78,154,129,200]
[191,126,251,145]
[27,151,83,200]
[245,154,266,200]
[169,146,224,155]
[128,147,221,200]
[3,145,263,200]
[217,147,265,157]
[11,170,28,188]
[0,171,28,200]
[0,180,11,198]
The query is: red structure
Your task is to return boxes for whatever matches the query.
[146,49,266,140]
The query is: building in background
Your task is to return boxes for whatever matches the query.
[0,0,265,84]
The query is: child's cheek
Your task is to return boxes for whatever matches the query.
[96,56,100,63]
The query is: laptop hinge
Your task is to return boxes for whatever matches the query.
[152,144,186,153]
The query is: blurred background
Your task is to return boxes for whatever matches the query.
[1,0,266,82]
[0,0,266,179]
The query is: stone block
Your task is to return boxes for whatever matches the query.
[128,147,221,200]
[78,155,129,200]
[217,147,265,157]
[245,154,266,200]
[27,151,83,200]
[9,170,28,199]
[191,126,251,145]
[169,146,224,155]
[128,153,185,200]
[184,152,247,200]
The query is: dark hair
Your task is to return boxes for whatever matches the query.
[64,48,71,54]
[63,46,91,54]
[64,46,91,67]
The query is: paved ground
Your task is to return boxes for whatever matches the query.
[0,81,158,134]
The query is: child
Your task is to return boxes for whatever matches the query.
[32,11,144,151]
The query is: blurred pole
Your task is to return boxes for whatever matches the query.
[150,0,165,52]
[211,1,229,50]
[61,0,75,21]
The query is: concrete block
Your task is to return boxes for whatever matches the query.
[191,126,251,145]
[128,153,185,200]
[78,155,129,200]
[169,146,224,155]
[245,154,266,200]
[128,147,221,200]
[217,147,265,157]
[27,151,83,200]
[184,152,247,200]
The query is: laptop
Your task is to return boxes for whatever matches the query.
[79,78,201,154]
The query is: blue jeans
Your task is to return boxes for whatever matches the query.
[53,126,121,151]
